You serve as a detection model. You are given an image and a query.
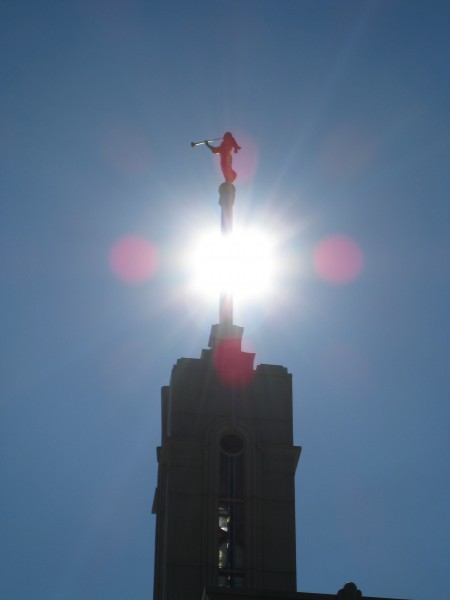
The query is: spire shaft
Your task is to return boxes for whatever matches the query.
[208,182,242,350]
[218,183,235,326]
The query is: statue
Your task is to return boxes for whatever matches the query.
[191,132,241,183]
[205,132,241,183]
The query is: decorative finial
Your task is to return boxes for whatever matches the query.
[191,132,241,183]
[337,582,362,600]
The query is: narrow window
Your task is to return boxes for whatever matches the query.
[218,434,244,588]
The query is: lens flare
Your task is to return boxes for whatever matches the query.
[212,339,255,389]
[109,235,158,284]
[314,235,363,284]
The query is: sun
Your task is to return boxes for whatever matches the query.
[188,227,275,303]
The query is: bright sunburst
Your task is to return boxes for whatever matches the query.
[188,228,275,303]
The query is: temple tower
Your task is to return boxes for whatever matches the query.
[152,181,301,600]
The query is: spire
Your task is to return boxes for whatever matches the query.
[191,131,243,349]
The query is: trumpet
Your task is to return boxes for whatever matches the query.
[190,137,223,148]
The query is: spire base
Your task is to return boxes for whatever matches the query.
[208,323,243,350]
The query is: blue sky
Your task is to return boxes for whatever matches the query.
[1,1,449,599]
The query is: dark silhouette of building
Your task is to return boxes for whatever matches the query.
[152,182,408,600]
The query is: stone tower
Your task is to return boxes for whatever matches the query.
[152,182,300,600]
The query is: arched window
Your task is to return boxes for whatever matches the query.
[218,434,244,588]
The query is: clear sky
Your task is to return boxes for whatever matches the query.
[1,1,449,599]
